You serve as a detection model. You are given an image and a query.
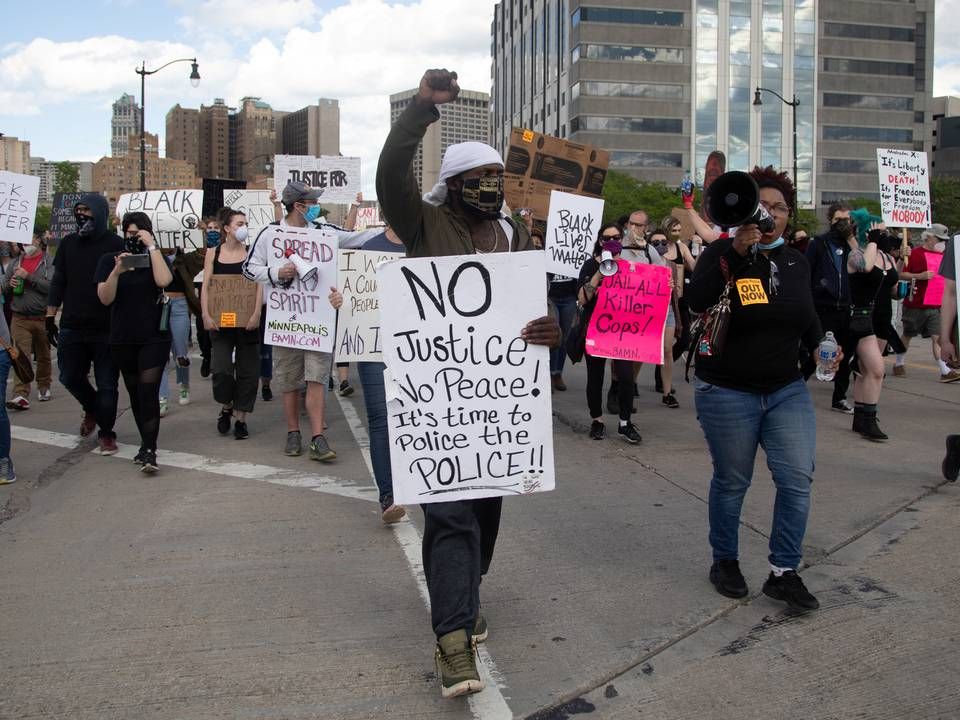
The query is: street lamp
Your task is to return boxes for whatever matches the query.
[753,86,799,221]
[136,58,200,192]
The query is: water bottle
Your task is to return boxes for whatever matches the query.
[816,331,839,382]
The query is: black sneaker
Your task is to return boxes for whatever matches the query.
[589,420,606,440]
[617,422,641,444]
[132,447,147,465]
[943,434,960,481]
[662,391,679,409]
[217,408,233,435]
[762,570,819,611]
[234,420,249,440]
[200,357,211,378]
[140,450,159,474]
[339,380,354,397]
[261,385,273,402]
[709,559,748,599]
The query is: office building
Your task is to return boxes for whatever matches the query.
[931,96,960,177]
[0,135,31,174]
[93,132,198,210]
[29,158,94,204]
[235,97,279,183]
[111,93,143,158]
[490,0,934,209]
[390,89,490,191]
[279,98,340,157]
[198,99,232,179]
[165,104,200,172]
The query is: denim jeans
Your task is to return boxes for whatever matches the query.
[549,295,578,376]
[694,377,815,569]
[57,327,119,436]
[356,361,391,503]
[0,348,10,458]
[160,297,190,399]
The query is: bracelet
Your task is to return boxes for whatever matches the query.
[147,246,159,253]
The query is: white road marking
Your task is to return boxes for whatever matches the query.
[11,424,377,503]
[334,392,513,720]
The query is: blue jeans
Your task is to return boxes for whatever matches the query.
[694,377,815,569]
[549,295,578,376]
[357,361,392,504]
[57,327,119,436]
[0,349,10,458]
[160,297,191,399]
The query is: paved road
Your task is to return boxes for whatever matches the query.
[1,356,957,719]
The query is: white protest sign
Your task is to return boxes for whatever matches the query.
[335,248,401,362]
[379,252,555,505]
[0,171,40,245]
[116,189,204,249]
[260,224,339,353]
[545,190,604,278]
[225,189,275,234]
[877,148,931,228]
[273,155,361,205]
[354,205,381,231]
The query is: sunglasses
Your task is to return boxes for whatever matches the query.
[602,233,623,240]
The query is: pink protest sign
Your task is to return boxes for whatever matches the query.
[923,252,945,305]
[585,260,672,363]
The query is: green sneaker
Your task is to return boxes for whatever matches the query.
[435,629,484,699]
[309,435,337,462]
[472,612,488,643]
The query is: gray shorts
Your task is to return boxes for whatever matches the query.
[272,345,332,392]
[902,307,941,339]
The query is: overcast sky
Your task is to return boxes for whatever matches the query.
[1,0,956,198]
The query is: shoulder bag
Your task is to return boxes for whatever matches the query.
[686,256,733,381]
[0,336,34,385]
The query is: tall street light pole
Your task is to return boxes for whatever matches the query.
[136,58,200,192]
[753,86,800,222]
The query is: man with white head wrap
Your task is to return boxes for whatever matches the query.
[377,68,560,699]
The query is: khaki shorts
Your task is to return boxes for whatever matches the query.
[272,345,332,392]
[902,307,941,339]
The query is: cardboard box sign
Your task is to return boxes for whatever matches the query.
[207,274,259,328]
[504,128,609,223]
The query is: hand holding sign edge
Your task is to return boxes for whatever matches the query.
[521,315,561,348]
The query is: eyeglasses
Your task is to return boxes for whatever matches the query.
[628,221,647,227]
[761,202,790,215]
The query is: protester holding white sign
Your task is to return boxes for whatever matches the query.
[0,171,41,246]
[225,189,277,234]
[242,181,378,462]
[273,155,362,205]
[376,68,560,700]
[544,190,604,278]
[877,148,931,228]
[116,189,205,249]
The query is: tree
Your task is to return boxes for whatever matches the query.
[930,176,960,230]
[53,162,79,194]
[34,204,51,235]
[601,170,696,227]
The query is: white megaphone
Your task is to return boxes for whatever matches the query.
[599,250,618,277]
[284,249,318,284]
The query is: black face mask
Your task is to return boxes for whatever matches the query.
[460,175,504,219]
[75,212,95,237]
[124,235,146,254]
[831,218,851,238]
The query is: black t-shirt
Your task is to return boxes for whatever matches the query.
[687,239,822,393]
[94,252,171,345]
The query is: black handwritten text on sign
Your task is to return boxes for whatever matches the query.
[379,253,555,504]
[335,249,398,361]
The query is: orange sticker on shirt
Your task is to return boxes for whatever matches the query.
[736,278,768,306]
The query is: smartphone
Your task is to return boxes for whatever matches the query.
[120,254,151,269]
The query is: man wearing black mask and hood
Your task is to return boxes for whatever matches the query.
[46,193,123,454]
[805,202,856,412]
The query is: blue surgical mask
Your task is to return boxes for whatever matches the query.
[302,204,321,223]
[205,230,221,248]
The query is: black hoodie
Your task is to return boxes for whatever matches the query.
[47,192,123,331]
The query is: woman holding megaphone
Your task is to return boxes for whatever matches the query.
[201,208,263,440]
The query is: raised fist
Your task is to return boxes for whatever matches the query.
[416,69,460,106]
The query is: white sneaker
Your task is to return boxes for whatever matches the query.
[178,386,190,405]
[159,397,169,417]
[38,389,51,401]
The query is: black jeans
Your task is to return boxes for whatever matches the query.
[812,305,855,404]
[112,341,170,451]
[422,497,502,638]
[57,327,119,437]
[586,354,634,421]
[210,329,261,413]
[194,284,211,362]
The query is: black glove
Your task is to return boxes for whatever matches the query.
[45,316,59,348]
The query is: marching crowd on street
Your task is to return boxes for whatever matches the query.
[2,68,959,700]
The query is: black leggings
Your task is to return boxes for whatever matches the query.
[586,354,634,421]
[112,342,171,452]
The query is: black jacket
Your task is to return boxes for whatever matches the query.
[805,231,851,309]
[47,193,123,331]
